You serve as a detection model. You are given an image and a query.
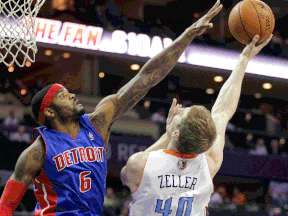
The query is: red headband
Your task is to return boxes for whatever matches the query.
[38,84,65,124]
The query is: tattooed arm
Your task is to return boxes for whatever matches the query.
[10,136,45,185]
[0,136,45,215]
[110,0,222,120]
[89,1,223,142]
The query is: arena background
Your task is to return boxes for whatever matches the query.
[1,0,288,215]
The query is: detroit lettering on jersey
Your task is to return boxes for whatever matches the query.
[53,147,105,172]
[158,175,197,190]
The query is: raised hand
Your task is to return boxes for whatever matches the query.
[166,98,182,126]
[188,0,223,36]
[242,34,273,60]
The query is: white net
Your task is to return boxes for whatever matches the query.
[0,0,46,67]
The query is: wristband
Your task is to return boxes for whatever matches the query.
[0,179,28,216]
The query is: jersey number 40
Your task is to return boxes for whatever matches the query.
[155,197,194,216]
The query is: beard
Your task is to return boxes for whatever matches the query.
[73,106,86,122]
[51,103,86,123]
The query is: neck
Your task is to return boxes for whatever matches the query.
[51,120,81,139]
[165,142,199,158]
[166,141,198,156]
[166,140,180,153]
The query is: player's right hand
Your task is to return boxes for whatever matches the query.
[189,0,223,36]
[166,98,182,126]
[242,34,273,60]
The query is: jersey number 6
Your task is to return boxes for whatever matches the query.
[79,171,92,193]
[155,197,194,216]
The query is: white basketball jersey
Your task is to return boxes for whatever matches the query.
[129,149,213,216]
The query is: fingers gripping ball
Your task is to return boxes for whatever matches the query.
[228,0,275,44]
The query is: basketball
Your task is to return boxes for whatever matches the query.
[228,0,275,44]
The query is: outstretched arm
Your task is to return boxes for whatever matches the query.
[0,137,45,215]
[89,1,223,140]
[111,1,223,120]
[205,35,273,178]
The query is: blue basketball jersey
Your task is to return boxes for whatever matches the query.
[32,114,107,216]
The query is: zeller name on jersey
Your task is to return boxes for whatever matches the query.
[158,175,197,189]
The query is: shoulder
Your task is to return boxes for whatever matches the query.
[28,136,46,164]
[92,94,118,113]
[89,94,118,118]
[127,151,149,173]
[122,151,149,191]
[88,94,118,138]
[33,135,45,149]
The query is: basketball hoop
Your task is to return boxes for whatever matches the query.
[0,0,46,67]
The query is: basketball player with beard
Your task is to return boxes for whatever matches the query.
[0,1,223,215]
[121,35,272,215]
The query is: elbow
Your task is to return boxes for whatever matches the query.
[138,72,161,89]
[211,106,224,117]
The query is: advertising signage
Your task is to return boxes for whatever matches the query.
[4,17,288,79]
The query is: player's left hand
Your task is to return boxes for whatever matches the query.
[188,0,223,36]
[242,34,273,60]
[166,98,182,126]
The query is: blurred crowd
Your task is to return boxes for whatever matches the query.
[209,181,288,216]
[102,187,131,216]
[1,110,33,144]
[134,96,288,159]
[1,75,288,156]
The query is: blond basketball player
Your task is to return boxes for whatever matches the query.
[121,34,273,216]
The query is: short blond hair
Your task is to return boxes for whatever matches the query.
[177,105,217,154]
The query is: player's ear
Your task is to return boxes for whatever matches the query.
[172,130,180,139]
[44,107,56,119]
